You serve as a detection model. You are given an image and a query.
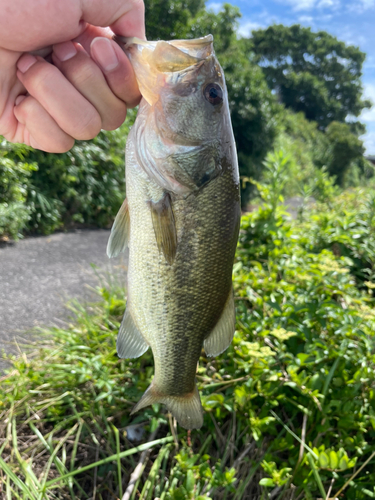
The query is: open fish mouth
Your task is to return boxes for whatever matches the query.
[114,35,215,105]
[114,34,214,61]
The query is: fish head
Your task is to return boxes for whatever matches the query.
[121,35,227,146]
[117,35,235,194]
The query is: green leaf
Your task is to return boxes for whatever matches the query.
[318,451,330,468]
[185,470,195,493]
[329,450,338,469]
[339,456,349,470]
[259,478,275,487]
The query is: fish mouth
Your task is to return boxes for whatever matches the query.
[114,34,213,62]
[113,35,215,105]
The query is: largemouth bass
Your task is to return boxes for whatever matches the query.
[108,35,240,429]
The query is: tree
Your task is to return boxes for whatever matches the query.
[144,0,204,40]
[250,24,371,129]
[323,121,365,185]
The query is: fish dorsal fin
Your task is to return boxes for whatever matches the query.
[131,381,203,430]
[107,198,130,259]
[204,288,236,357]
[148,193,177,265]
[117,307,149,359]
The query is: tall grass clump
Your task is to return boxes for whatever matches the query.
[1,150,375,499]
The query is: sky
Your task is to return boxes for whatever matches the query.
[206,0,375,154]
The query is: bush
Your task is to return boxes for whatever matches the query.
[0,140,36,239]
[296,187,375,291]
[323,121,365,186]
[0,116,133,236]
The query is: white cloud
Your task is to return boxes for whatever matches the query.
[359,0,375,9]
[285,0,316,11]
[360,84,375,154]
[238,19,263,37]
[206,1,223,14]
[348,0,375,13]
[362,130,375,154]
[361,84,375,123]
[276,0,340,10]
[298,15,314,22]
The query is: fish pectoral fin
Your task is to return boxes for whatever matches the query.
[204,288,236,357]
[107,198,130,259]
[131,382,203,430]
[148,193,177,265]
[117,307,149,359]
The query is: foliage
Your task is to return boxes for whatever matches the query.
[2,151,375,499]
[250,24,371,129]
[323,121,365,186]
[297,186,375,291]
[271,111,325,197]
[144,0,205,40]
[0,140,36,239]
[1,117,133,235]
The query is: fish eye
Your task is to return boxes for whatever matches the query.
[204,83,223,105]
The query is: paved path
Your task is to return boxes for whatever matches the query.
[0,230,126,371]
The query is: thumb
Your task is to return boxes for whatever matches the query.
[80,0,145,39]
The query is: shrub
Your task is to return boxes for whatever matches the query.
[1,116,133,236]
[0,140,36,239]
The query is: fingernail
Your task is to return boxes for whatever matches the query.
[17,54,37,73]
[91,37,119,72]
[15,95,26,106]
[53,41,77,62]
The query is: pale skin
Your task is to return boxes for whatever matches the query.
[0,0,145,153]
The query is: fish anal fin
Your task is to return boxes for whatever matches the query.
[107,198,130,259]
[148,193,177,265]
[131,382,203,430]
[117,307,149,359]
[204,288,236,357]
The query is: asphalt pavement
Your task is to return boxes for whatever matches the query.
[0,230,126,372]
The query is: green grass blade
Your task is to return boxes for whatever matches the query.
[307,453,327,499]
[270,411,318,459]
[45,435,174,487]
[113,424,123,499]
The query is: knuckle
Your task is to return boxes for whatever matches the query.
[73,110,101,140]
[68,62,100,88]
[55,136,75,153]
[27,64,60,97]
[102,107,127,131]
[16,95,36,120]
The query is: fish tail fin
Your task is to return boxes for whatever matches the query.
[131,382,203,430]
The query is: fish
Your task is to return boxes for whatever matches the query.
[108,35,241,430]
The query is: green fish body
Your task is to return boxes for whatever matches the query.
[108,36,240,429]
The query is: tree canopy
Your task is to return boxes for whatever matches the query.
[144,0,204,40]
[250,24,371,129]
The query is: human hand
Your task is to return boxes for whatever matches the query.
[0,0,145,153]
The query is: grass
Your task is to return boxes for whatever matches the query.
[0,283,254,499]
[2,160,375,498]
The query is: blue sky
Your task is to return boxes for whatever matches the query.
[206,0,375,154]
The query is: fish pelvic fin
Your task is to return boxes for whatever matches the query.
[107,198,130,258]
[204,287,235,357]
[117,307,149,359]
[131,382,203,430]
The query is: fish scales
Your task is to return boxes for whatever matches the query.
[108,35,241,429]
